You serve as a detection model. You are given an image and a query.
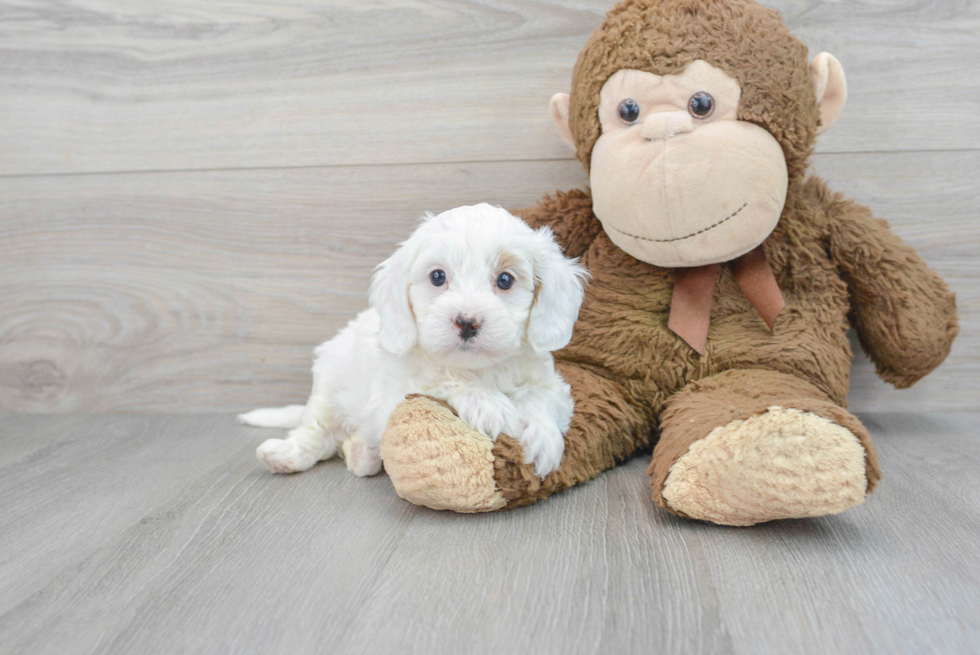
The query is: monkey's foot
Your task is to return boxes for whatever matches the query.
[659,407,869,526]
[381,396,506,513]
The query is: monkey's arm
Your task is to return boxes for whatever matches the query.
[828,201,958,389]
[514,189,604,258]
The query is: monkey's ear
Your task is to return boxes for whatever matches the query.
[810,53,847,136]
[550,93,576,150]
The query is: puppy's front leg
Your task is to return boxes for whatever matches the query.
[510,385,570,478]
[340,436,382,477]
[447,387,522,441]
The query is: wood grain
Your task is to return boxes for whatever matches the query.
[0,159,586,413]
[1,412,978,654]
[0,415,258,615]
[0,0,976,414]
[1,152,976,414]
[0,0,976,176]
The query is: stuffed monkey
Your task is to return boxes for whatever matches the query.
[379,0,959,525]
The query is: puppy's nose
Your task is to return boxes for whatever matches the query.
[454,315,480,341]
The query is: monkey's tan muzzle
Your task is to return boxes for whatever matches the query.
[640,111,694,141]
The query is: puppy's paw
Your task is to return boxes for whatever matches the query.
[518,418,565,478]
[451,393,521,441]
[256,438,317,474]
[341,437,383,477]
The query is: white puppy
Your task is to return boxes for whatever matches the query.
[240,204,588,478]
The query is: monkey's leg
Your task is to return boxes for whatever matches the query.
[650,369,881,526]
[381,364,653,513]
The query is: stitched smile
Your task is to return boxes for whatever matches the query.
[610,203,748,243]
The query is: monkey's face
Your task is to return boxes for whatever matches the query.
[589,61,788,268]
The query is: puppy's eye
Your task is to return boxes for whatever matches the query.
[429,270,446,287]
[618,98,640,124]
[496,272,514,290]
[688,92,714,119]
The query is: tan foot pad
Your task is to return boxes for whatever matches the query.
[662,407,868,526]
[380,395,506,513]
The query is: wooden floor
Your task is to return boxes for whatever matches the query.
[1,413,979,655]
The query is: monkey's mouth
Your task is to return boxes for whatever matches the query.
[609,203,748,244]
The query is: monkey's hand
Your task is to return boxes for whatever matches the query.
[829,201,958,388]
[513,189,603,259]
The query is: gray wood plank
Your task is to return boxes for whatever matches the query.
[698,413,980,655]
[0,415,417,655]
[0,413,978,654]
[0,0,976,176]
[334,414,980,655]
[329,464,734,655]
[0,159,586,413]
[1,152,975,414]
[0,415,256,615]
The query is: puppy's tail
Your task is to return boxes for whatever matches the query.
[238,405,306,429]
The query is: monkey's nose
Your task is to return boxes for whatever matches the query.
[641,111,693,141]
[454,315,480,341]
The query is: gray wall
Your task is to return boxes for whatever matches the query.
[1,1,977,413]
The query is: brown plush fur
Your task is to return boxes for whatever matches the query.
[500,172,955,510]
[649,369,882,515]
[382,0,958,522]
[490,0,957,513]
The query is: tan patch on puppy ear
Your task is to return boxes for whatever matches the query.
[524,283,541,335]
[495,251,524,277]
[550,93,575,150]
[811,52,847,135]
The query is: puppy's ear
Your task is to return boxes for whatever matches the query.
[527,227,589,354]
[369,219,429,356]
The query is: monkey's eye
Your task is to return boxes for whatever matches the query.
[617,98,641,124]
[496,272,514,290]
[688,92,715,119]
[430,270,446,287]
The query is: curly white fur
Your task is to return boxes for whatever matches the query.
[240,204,588,478]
